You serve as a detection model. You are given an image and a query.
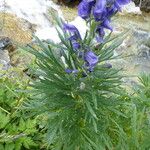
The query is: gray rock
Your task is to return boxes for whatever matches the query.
[138,44,150,59]
[0,60,10,70]
[0,50,11,71]
[0,37,12,71]
[0,37,12,50]
[0,50,10,63]
[133,0,150,12]
[133,29,150,45]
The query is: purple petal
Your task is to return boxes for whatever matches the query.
[72,42,81,50]
[84,51,99,69]
[116,0,131,5]
[65,69,79,74]
[63,23,78,32]
[65,69,72,74]
[93,0,106,21]
[69,35,78,41]
[96,27,105,43]
[97,27,105,36]
[78,0,95,19]
[96,36,104,43]
[63,23,81,39]
[114,1,122,12]
[102,19,113,31]
[106,4,118,17]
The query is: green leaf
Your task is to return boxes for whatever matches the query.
[5,143,15,150]
[85,101,98,120]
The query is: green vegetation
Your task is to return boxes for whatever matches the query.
[0,69,46,150]
[0,5,150,150]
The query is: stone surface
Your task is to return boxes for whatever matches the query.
[0,37,16,71]
[0,0,63,40]
[0,13,33,44]
[113,28,150,77]
[0,37,11,50]
[0,50,10,70]
[133,0,150,12]
[122,2,142,15]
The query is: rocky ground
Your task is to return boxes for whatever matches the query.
[134,0,150,12]
[0,1,150,85]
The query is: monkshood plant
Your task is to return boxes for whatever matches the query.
[24,0,131,149]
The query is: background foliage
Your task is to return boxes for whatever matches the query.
[0,69,48,150]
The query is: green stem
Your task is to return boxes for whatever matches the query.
[0,106,10,114]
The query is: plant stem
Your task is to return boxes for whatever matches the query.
[0,106,10,114]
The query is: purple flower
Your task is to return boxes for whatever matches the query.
[72,42,81,50]
[65,69,72,74]
[93,0,106,21]
[84,51,99,71]
[65,69,79,74]
[77,0,131,44]
[101,19,113,31]
[106,4,118,17]
[96,27,105,43]
[64,23,81,40]
[64,23,81,50]
[78,0,95,19]
[114,1,122,12]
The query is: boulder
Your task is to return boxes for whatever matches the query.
[122,2,142,15]
[133,0,150,12]
[0,37,15,71]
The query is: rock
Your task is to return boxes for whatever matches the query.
[133,29,150,45]
[0,59,10,70]
[0,0,63,41]
[0,13,33,44]
[0,50,11,70]
[133,0,150,12]
[0,36,16,54]
[121,2,142,15]
[0,37,17,71]
[0,37,11,50]
[138,44,150,59]
[0,49,10,63]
